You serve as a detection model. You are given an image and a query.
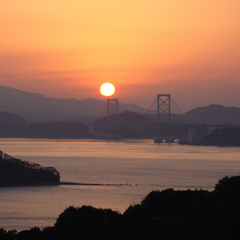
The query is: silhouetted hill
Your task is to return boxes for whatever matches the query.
[0,111,26,124]
[95,110,149,123]
[0,151,60,186]
[0,86,148,122]
[145,104,240,125]
[182,104,240,125]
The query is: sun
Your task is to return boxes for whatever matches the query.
[100,83,115,97]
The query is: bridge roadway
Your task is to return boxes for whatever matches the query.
[91,121,184,129]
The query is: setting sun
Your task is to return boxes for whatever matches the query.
[0,1,240,111]
[100,83,115,97]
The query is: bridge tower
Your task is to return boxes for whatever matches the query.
[106,99,121,139]
[157,94,171,125]
[155,94,174,143]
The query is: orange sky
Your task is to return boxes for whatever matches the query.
[0,0,240,112]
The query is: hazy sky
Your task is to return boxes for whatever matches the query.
[1,0,240,112]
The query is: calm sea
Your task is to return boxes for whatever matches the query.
[0,138,240,231]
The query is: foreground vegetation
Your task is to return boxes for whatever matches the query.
[1,176,240,239]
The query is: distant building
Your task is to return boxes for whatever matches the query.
[89,123,105,138]
[187,125,209,144]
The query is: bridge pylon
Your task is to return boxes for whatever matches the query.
[157,94,171,125]
[155,94,175,143]
[106,99,121,139]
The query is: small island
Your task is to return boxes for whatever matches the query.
[0,151,60,186]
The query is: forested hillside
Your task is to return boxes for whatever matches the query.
[0,151,60,186]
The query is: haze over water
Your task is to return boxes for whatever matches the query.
[0,138,240,231]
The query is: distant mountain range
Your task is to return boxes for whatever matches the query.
[0,85,239,125]
[0,86,148,122]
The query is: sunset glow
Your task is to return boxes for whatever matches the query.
[0,0,240,112]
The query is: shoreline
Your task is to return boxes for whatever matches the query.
[0,181,136,188]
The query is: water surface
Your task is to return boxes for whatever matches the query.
[0,138,239,230]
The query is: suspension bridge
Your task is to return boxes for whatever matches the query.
[89,94,187,143]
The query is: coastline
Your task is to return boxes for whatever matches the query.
[0,181,136,187]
